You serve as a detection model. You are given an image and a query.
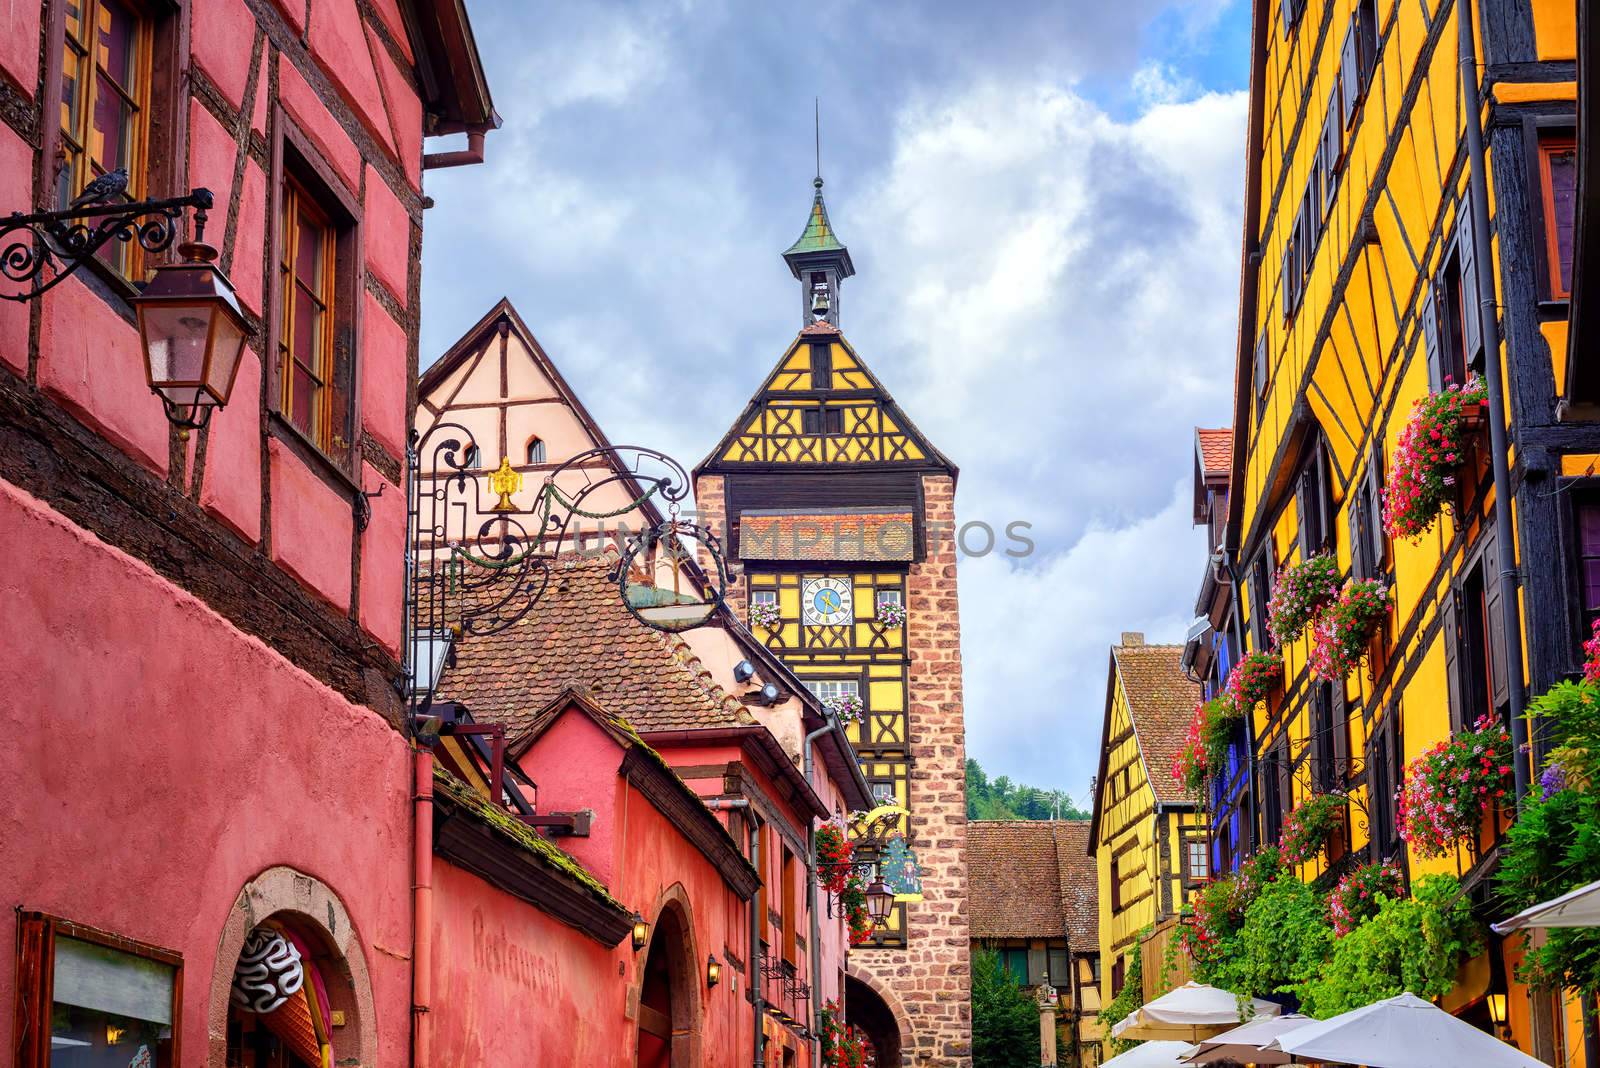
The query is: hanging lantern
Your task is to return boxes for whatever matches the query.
[865,877,895,926]
[131,240,250,431]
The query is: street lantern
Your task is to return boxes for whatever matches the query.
[864,876,894,926]
[631,913,650,951]
[706,955,721,988]
[132,239,249,432]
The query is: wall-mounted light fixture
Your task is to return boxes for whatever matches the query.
[706,954,721,988]
[132,237,250,432]
[1486,992,1508,1035]
[865,876,894,928]
[631,913,650,951]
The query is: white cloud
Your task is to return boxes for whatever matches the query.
[836,80,1245,787]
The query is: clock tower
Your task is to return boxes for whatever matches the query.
[695,179,971,1067]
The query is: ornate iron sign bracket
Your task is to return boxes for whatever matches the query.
[404,421,728,724]
[1,187,214,302]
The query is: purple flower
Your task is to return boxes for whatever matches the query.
[1540,763,1567,801]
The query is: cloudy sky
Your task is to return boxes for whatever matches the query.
[419,0,1252,805]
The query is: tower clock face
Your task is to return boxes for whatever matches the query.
[802,577,853,626]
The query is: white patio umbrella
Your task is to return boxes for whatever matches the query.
[1268,991,1551,1068]
[1101,1040,1196,1068]
[1114,982,1282,1042]
[1492,878,1600,933]
[1179,1012,1312,1065]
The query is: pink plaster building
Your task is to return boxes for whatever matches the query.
[0,0,494,1065]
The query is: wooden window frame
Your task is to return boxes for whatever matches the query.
[14,911,184,1068]
[278,177,337,451]
[40,0,187,296]
[525,436,546,465]
[1561,485,1600,673]
[1536,132,1578,302]
[266,105,365,488]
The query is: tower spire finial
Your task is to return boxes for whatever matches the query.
[814,98,822,189]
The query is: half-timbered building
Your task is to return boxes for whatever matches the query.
[695,177,972,1067]
[1217,0,1588,1054]
[1087,635,1202,1004]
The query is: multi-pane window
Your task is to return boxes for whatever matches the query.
[1539,136,1577,299]
[803,678,860,705]
[1574,499,1600,639]
[1423,197,1483,391]
[1185,839,1209,881]
[59,0,150,277]
[278,178,337,452]
[15,914,181,1066]
[525,437,546,464]
[876,590,902,616]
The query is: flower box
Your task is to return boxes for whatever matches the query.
[1398,715,1513,858]
[1382,375,1488,540]
[1309,579,1391,682]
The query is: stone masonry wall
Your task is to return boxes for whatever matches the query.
[854,472,971,1067]
[692,474,746,616]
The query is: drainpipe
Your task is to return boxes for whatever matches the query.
[1458,0,1531,803]
[413,745,434,1068]
[802,715,842,1062]
[749,818,766,1068]
[422,127,489,170]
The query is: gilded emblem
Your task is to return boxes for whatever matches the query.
[488,456,522,512]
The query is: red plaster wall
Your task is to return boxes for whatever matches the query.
[520,711,626,888]
[430,863,621,1066]
[200,353,264,542]
[0,0,40,93]
[358,459,405,655]
[0,480,412,1063]
[189,0,256,109]
[362,169,410,305]
[277,52,362,195]
[360,290,408,458]
[308,0,391,155]
[37,281,169,476]
[0,123,29,375]
[268,436,355,610]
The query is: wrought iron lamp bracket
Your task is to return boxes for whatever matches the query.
[1,188,214,302]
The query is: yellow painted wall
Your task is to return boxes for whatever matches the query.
[1233,0,1582,1050]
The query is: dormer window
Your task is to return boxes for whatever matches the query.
[525,437,546,465]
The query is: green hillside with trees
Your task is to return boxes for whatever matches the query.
[966,758,1088,821]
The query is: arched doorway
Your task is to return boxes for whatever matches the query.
[846,974,905,1068]
[635,903,697,1067]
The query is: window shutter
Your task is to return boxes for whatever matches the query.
[1422,283,1443,391]
[1254,332,1270,412]
[1457,199,1483,369]
[1443,587,1464,733]
[1315,444,1332,550]
[1386,714,1404,850]
[1276,739,1293,824]
[1332,684,1351,786]
[1281,243,1295,317]
[1281,0,1297,34]
[1349,489,1369,580]
[1296,471,1311,560]
[1483,528,1509,709]
[1340,24,1361,124]
[1365,440,1387,572]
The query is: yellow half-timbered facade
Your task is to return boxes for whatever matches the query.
[1205,0,1591,1056]
[695,177,973,1066]
[1088,635,1203,998]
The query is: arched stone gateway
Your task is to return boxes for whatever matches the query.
[633,890,701,1067]
[207,867,378,1068]
[847,968,912,1068]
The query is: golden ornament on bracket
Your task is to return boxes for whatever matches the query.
[488,456,522,512]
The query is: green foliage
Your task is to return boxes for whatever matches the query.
[1295,875,1479,1018]
[971,947,1041,1068]
[1210,875,1332,1000]
[1529,680,1600,793]
[1096,931,1147,1056]
[1495,787,1600,994]
[966,758,1088,821]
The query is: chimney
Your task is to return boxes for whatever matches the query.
[1120,632,1145,647]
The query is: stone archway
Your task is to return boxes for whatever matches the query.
[207,866,379,1067]
[632,885,702,1067]
[847,967,912,1068]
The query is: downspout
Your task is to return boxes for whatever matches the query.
[1458,0,1531,802]
[749,818,766,1068]
[802,715,842,1063]
[413,745,434,1068]
[422,127,489,170]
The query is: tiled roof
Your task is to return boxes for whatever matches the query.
[738,511,915,563]
[1114,642,1198,805]
[436,554,753,740]
[800,320,841,336]
[968,821,1067,939]
[1197,427,1232,477]
[1052,820,1098,949]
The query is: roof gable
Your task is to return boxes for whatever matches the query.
[1087,639,1198,842]
[695,325,956,477]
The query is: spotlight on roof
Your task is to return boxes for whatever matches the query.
[760,682,781,705]
[733,660,756,683]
